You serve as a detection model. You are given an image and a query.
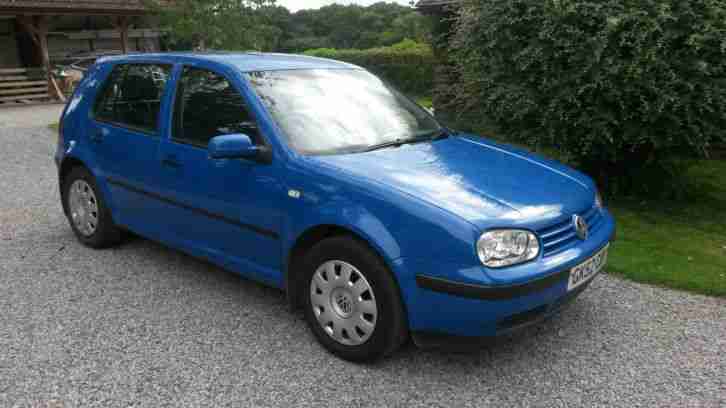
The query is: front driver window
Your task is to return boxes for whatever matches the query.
[172,67,260,148]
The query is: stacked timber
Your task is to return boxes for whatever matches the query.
[0,67,51,105]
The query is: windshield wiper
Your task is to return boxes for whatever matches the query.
[362,128,453,153]
[360,127,453,152]
[421,128,452,141]
[362,138,411,152]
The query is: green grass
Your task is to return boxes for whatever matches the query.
[415,96,433,109]
[607,160,726,297]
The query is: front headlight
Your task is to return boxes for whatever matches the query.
[477,229,540,268]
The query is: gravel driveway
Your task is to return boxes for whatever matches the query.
[1,124,724,408]
[0,104,63,129]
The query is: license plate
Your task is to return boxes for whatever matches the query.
[567,244,609,291]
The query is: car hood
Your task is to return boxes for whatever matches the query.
[311,135,595,230]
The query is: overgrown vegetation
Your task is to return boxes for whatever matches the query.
[448,0,726,197]
[305,40,435,95]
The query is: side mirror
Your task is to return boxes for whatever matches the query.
[208,133,267,162]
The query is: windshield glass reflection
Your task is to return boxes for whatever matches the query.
[245,69,440,155]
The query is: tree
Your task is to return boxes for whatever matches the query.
[152,0,280,51]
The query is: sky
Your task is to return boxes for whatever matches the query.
[276,0,412,12]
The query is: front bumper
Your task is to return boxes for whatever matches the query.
[395,210,615,339]
[411,271,596,349]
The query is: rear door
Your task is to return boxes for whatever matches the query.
[89,62,173,231]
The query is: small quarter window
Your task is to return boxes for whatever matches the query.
[93,65,125,123]
[93,63,171,134]
[172,67,260,148]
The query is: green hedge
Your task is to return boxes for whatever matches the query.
[449,0,726,197]
[304,40,435,96]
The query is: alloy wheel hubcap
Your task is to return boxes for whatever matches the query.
[68,180,99,237]
[310,260,377,346]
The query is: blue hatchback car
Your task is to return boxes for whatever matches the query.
[56,52,615,361]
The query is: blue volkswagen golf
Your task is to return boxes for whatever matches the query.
[56,52,615,361]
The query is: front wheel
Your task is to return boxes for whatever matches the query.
[301,236,408,362]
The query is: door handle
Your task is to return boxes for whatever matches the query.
[162,156,182,168]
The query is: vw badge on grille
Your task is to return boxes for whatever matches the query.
[573,214,589,240]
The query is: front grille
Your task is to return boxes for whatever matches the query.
[537,205,604,257]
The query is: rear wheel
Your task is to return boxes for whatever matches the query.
[62,166,121,248]
[301,236,407,362]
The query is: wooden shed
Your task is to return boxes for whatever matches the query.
[0,0,163,105]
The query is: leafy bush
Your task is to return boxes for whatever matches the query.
[304,40,435,95]
[449,0,726,196]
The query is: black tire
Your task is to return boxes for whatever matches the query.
[301,236,408,362]
[61,166,122,248]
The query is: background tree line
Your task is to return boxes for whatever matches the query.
[155,1,432,53]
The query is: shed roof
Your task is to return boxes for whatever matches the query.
[0,0,160,15]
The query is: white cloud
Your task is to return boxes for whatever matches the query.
[277,0,413,12]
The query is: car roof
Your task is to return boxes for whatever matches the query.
[96,51,360,72]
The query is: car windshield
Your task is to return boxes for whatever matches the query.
[245,69,441,155]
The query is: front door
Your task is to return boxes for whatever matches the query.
[157,65,283,284]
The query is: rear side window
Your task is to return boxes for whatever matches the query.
[93,63,171,134]
[172,66,260,148]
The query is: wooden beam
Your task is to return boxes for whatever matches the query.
[0,7,154,17]
[0,80,48,88]
[66,29,161,41]
[112,16,130,54]
[49,76,66,102]
[16,15,38,45]
[35,16,50,70]
[0,86,49,96]
[15,15,65,102]
[0,93,50,102]
[15,15,49,67]
[0,68,28,75]
[0,75,31,81]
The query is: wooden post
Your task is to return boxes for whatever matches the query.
[17,16,49,68]
[114,16,130,54]
[16,15,65,102]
